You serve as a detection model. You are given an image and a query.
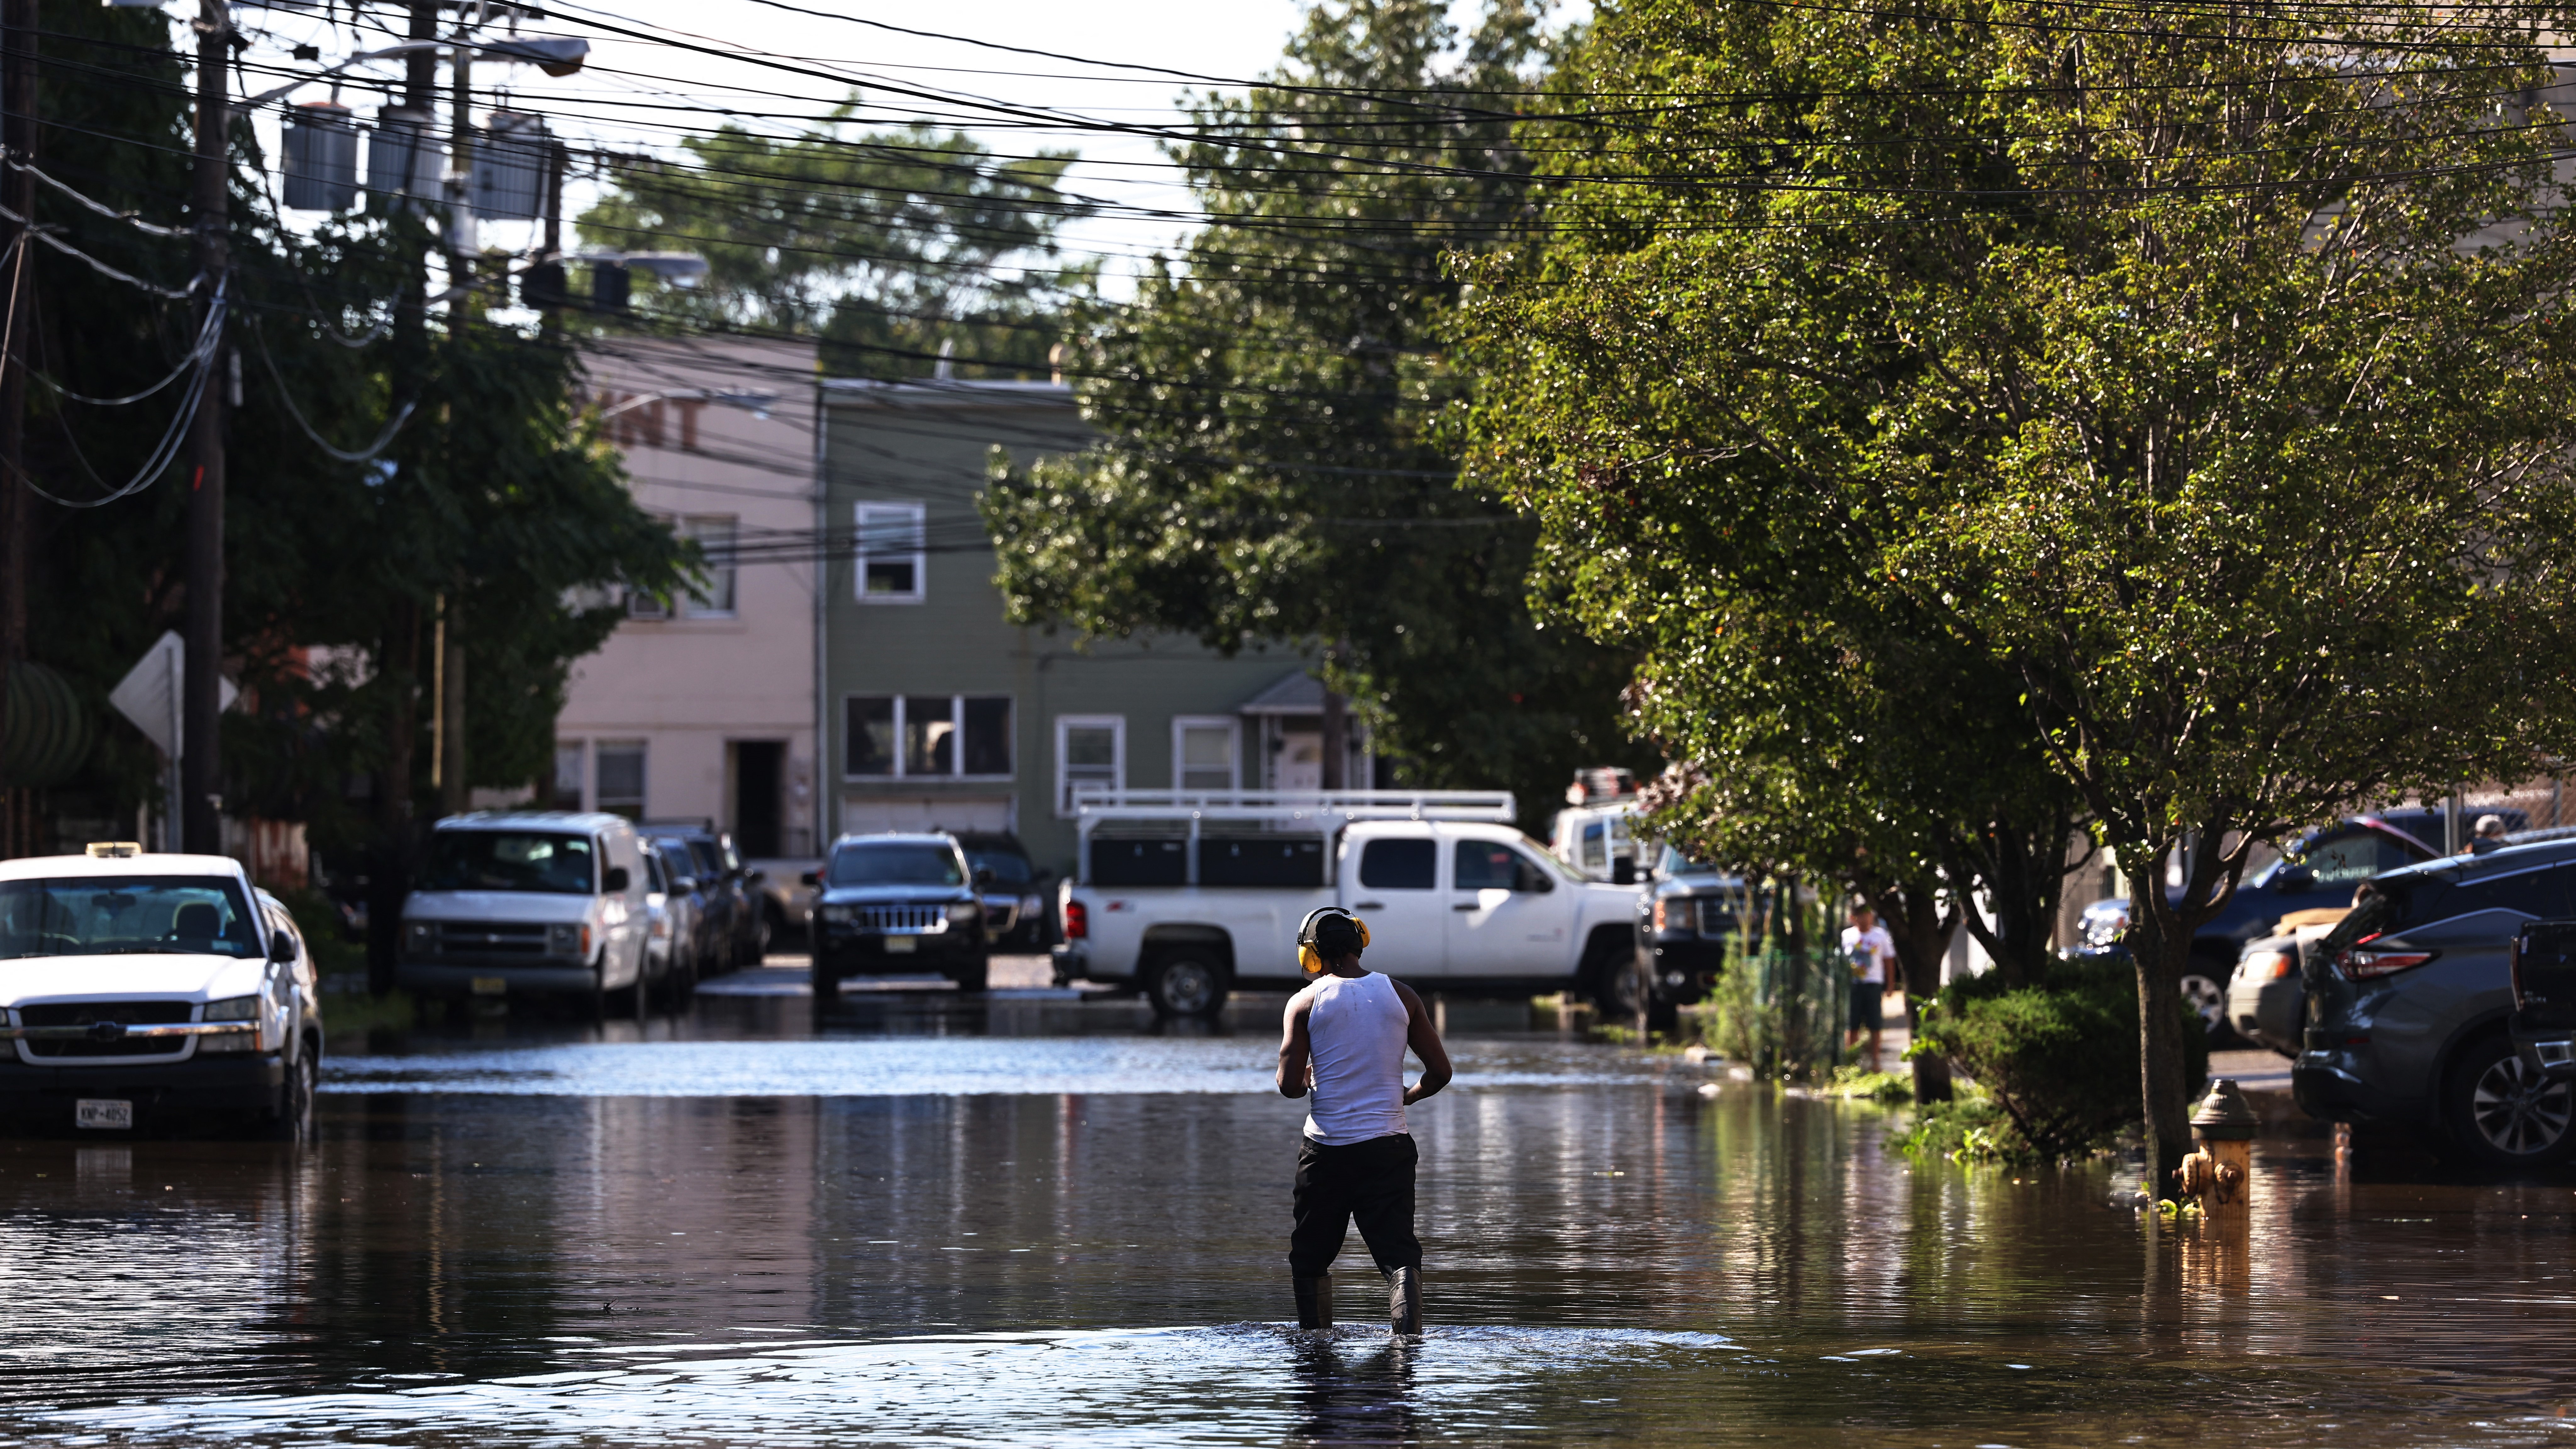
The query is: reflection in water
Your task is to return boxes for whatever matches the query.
[0,1017,2568,1446]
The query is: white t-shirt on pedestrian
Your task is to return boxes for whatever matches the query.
[1841,924,1896,987]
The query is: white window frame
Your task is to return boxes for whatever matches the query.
[677,514,738,618]
[854,502,927,605]
[552,739,587,812]
[594,739,648,818]
[1170,715,1241,793]
[1055,714,1125,818]
[845,694,1015,781]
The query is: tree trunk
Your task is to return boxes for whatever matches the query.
[2125,840,2193,1191]
[1868,876,1958,1103]
[365,600,421,995]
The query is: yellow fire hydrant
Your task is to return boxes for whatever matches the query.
[2177,1078,2256,1228]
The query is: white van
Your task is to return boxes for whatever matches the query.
[397,812,651,1015]
[0,845,320,1136]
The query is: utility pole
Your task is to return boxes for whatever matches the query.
[0,0,35,859]
[438,22,471,815]
[367,0,442,992]
[180,0,229,853]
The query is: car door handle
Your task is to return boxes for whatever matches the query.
[1452,902,1479,912]
[1354,901,1385,910]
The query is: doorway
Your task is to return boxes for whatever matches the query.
[731,741,785,857]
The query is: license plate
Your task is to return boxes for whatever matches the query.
[883,936,916,954]
[470,976,508,995]
[75,1099,132,1130]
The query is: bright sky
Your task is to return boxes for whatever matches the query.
[232,0,1329,295]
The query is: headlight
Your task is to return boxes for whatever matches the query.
[821,904,854,923]
[548,923,589,958]
[200,995,263,1053]
[404,921,434,955]
[948,902,981,927]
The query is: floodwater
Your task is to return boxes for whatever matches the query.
[1,969,2572,1447]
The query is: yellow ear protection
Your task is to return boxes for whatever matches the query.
[1296,906,1371,974]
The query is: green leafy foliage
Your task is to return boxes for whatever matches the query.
[980,0,1652,817]
[1892,1091,2035,1165]
[1911,959,2209,1162]
[578,109,1090,378]
[1456,0,2576,1166]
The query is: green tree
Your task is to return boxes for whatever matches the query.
[1460,0,2576,1177]
[981,0,1650,819]
[578,110,1091,378]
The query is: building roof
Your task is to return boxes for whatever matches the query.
[1238,669,1326,715]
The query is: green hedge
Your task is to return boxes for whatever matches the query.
[1909,957,2208,1161]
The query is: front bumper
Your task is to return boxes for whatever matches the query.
[0,1054,284,1132]
[1642,937,1727,1002]
[397,962,599,999]
[814,930,984,976]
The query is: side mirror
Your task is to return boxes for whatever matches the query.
[974,867,997,888]
[269,933,299,963]
[604,866,631,893]
[674,875,700,894]
[2276,865,2316,891]
[800,869,821,888]
[745,868,766,885]
[1611,857,1638,886]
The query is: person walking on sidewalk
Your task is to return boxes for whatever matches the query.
[1276,906,1452,1336]
[1842,902,1898,1071]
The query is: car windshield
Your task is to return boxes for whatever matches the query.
[648,840,700,883]
[966,848,1034,887]
[830,844,966,887]
[0,875,262,959]
[419,832,597,895]
[1657,845,1725,876]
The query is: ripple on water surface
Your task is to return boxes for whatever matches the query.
[320,1036,1665,1096]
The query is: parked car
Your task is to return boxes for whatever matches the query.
[1052,789,1643,1019]
[808,833,990,1007]
[2295,836,2576,1169]
[642,823,768,972]
[1635,846,1751,1011]
[2075,810,2514,1037]
[955,831,1052,952]
[639,840,698,1006]
[0,843,322,1137]
[2224,909,2348,1056]
[397,812,652,1018]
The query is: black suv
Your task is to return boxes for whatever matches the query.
[954,831,1052,952]
[1635,847,1752,1010]
[2297,836,2576,1169]
[808,833,991,1008]
[642,823,768,972]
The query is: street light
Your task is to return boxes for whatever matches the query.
[245,37,590,108]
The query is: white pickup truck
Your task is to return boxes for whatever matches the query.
[1050,790,1646,1017]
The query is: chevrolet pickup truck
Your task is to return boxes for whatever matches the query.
[1050,789,1645,1017]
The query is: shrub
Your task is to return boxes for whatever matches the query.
[1892,1091,2036,1164]
[1909,957,2209,1161]
[1824,1064,1914,1104]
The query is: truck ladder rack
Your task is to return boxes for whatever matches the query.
[1072,787,1514,825]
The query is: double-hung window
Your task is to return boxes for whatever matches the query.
[856,502,926,603]
[1172,716,1240,792]
[846,696,1011,779]
[626,514,737,618]
[1056,715,1124,816]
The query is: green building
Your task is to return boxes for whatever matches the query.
[817,380,1369,874]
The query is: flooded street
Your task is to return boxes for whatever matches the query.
[0,966,2570,1446]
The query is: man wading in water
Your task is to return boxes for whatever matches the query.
[1276,906,1452,1336]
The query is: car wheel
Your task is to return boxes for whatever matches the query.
[1586,943,1646,1019]
[2180,960,2237,1044]
[1145,952,1226,1018]
[267,1045,316,1143]
[2443,1034,2576,1170]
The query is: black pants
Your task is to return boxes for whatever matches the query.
[1290,1133,1421,1276]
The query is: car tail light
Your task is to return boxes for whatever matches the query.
[1064,901,1087,940]
[2340,944,2436,979]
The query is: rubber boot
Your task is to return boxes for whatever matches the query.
[1294,1273,1333,1330]
[1388,1266,1422,1336]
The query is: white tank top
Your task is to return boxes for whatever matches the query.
[1299,971,1411,1145]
